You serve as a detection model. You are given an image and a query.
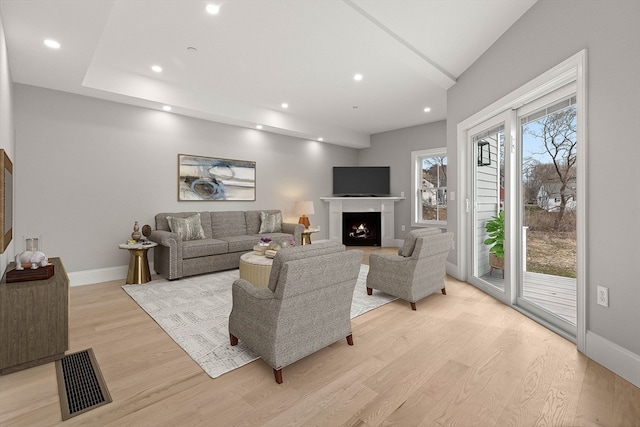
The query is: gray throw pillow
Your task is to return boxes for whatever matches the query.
[400,233,418,257]
[166,213,206,241]
[258,211,282,233]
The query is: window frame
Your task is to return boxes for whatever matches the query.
[411,148,448,227]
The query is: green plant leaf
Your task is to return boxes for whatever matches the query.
[484,210,505,258]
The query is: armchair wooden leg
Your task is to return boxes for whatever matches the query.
[346,334,353,345]
[273,368,283,384]
[366,287,372,295]
[441,287,447,295]
[410,302,417,311]
[230,334,238,346]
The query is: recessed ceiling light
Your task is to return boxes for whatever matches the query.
[256,125,263,130]
[423,107,431,113]
[44,39,60,49]
[281,103,289,109]
[162,105,172,111]
[354,73,363,81]
[151,65,162,73]
[206,4,220,14]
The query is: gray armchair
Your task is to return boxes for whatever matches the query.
[229,242,363,383]
[366,228,453,310]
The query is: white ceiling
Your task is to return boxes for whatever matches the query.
[0,0,536,148]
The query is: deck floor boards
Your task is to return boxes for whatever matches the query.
[481,271,577,324]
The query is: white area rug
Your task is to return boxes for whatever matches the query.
[122,264,396,378]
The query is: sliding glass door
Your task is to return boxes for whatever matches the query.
[467,85,578,336]
[468,111,510,302]
[516,86,577,336]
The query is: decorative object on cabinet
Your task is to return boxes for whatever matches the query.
[14,236,49,272]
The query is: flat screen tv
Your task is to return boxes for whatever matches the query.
[332,166,390,197]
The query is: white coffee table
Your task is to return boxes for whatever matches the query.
[239,252,273,287]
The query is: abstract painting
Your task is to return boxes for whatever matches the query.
[178,154,256,201]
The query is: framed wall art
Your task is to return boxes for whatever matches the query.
[0,149,13,253]
[178,154,256,201]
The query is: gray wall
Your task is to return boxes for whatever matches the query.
[355,0,639,384]
[0,15,15,276]
[13,84,356,274]
[358,121,447,243]
[447,0,639,357]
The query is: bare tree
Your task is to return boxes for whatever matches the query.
[524,106,577,230]
[422,156,447,186]
[421,157,447,221]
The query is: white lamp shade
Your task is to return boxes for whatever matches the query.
[294,200,315,216]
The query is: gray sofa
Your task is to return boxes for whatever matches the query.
[150,210,304,280]
[229,241,363,383]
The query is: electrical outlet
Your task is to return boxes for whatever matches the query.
[401,225,405,231]
[401,191,405,197]
[597,286,609,307]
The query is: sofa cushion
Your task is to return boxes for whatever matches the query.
[182,238,228,259]
[211,211,247,238]
[218,235,257,253]
[166,213,206,241]
[258,211,282,233]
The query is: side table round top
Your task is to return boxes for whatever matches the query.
[302,228,320,233]
[118,242,158,250]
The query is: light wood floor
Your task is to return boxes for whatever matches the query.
[1,246,638,426]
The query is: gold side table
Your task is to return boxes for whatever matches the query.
[301,228,320,245]
[118,242,157,284]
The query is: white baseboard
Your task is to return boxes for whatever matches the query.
[67,262,155,287]
[585,331,640,388]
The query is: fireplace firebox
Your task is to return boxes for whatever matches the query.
[342,212,381,246]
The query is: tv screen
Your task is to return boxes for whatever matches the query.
[332,166,390,196]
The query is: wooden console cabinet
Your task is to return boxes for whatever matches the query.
[0,258,69,375]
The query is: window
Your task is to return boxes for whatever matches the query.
[411,149,447,226]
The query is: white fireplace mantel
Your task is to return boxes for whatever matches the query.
[320,196,404,247]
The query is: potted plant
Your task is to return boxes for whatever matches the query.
[484,210,505,275]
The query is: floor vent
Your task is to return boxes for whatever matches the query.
[55,348,112,420]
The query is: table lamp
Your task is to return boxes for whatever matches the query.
[294,200,315,228]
